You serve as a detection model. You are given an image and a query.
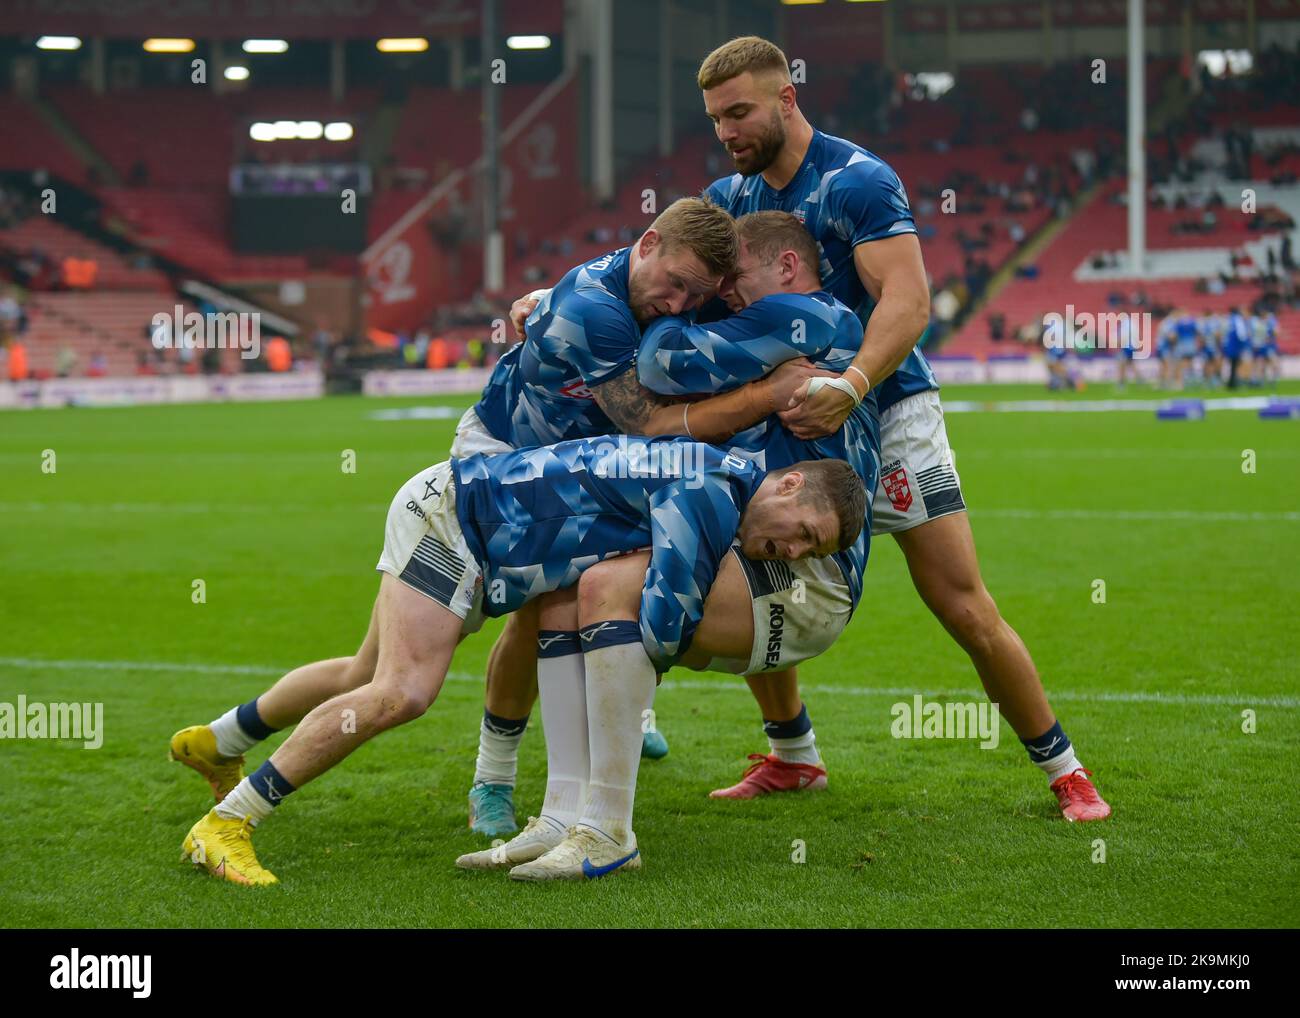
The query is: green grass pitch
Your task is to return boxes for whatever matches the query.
[1,383,1297,928]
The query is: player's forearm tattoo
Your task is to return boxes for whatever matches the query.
[593,369,677,435]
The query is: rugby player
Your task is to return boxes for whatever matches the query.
[177,434,865,885]
[692,36,1108,819]
[169,198,819,837]
[454,211,880,878]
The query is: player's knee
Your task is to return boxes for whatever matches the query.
[371,678,437,727]
[577,558,641,622]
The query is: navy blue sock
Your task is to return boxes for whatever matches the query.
[1021,720,1071,763]
[482,708,529,738]
[536,629,579,659]
[248,759,296,807]
[578,619,641,652]
[236,697,279,741]
[763,704,811,740]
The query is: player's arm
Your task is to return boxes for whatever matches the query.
[846,233,931,391]
[782,160,931,439]
[637,302,835,397]
[780,234,929,439]
[592,364,806,444]
[639,473,742,671]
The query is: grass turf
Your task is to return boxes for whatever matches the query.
[1,382,1297,927]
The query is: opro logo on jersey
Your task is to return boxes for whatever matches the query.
[405,500,426,519]
[881,461,912,513]
[764,603,786,669]
[559,379,595,400]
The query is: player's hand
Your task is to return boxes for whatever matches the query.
[778,370,858,439]
[764,359,835,417]
[509,295,541,340]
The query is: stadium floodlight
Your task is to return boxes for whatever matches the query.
[143,38,196,53]
[506,35,551,50]
[324,122,354,141]
[242,39,289,54]
[36,36,82,51]
[224,65,250,81]
[377,38,429,53]
[249,122,278,142]
[272,120,299,140]
[296,121,324,140]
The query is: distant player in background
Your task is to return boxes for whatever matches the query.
[1199,310,1222,386]
[1115,313,1138,388]
[1155,315,1177,388]
[1223,307,1252,389]
[1251,311,1280,385]
[1172,310,1200,389]
[1044,327,1076,390]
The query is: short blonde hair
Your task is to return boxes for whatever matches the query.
[697,36,791,91]
[650,197,738,278]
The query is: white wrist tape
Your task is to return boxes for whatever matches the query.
[804,375,862,407]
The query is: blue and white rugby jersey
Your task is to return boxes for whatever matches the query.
[473,248,639,448]
[453,435,764,670]
[638,290,879,610]
[704,130,938,413]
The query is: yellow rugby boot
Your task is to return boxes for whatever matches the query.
[169,724,244,802]
[181,808,277,886]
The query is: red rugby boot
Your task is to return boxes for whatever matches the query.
[709,753,828,800]
[1050,768,1112,821]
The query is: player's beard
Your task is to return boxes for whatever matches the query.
[729,109,785,177]
[737,502,779,560]
[626,270,658,325]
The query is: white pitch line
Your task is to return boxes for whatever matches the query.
[973,508,1300,523]
[1,503,1295,523]
[1,657,1295,709]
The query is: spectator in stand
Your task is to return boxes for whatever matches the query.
[0,288,22,343]
[427,335,450,371]
[86,350,108,377]
[136,351,156,376]
[5,338,28,381]
[265,335,292,372]
[312,324,335,363]
[56,345,78,378]
[466,337,485,368]
[401,339,421,369]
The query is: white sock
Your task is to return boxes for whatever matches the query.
[536,634,588,832]
[1037,746,1084,784]
[769,729,821,766]
[472,712,528,787]
[209,706,258,758]
[214,777,275,826]
[577,625,656,845]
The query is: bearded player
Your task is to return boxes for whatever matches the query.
[694,36,1109,820]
